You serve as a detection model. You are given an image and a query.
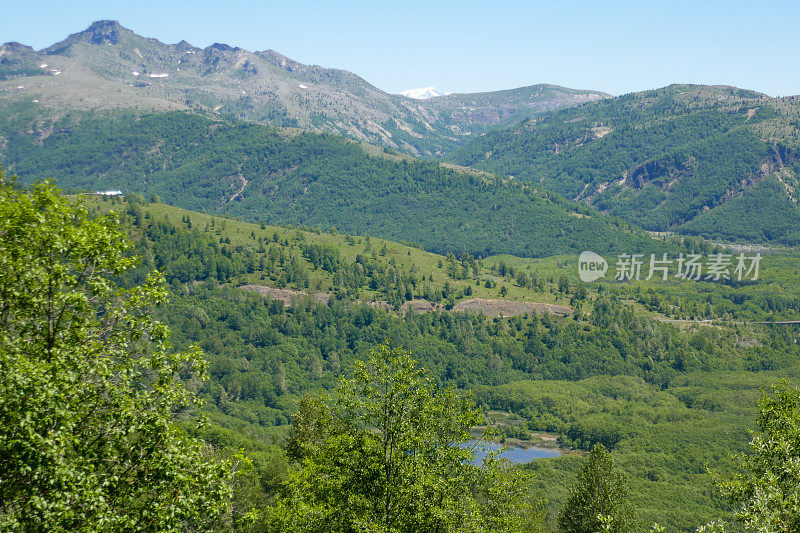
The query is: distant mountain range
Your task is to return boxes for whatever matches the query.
[0,20,608,156]
[400,87,449,99]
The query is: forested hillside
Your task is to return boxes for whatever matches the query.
[0,106,662,258]
[87,194,800,530]
[5,173,800,530]
[450,85,800,243]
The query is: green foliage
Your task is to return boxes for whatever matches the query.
[485,367,800,530]
[558,443,635,533]
[681,175,800,242]
[0,109,664,258]
[489,251,800,323]
[0,173,232,530]
[266,345,545,532]
[105,199,800,530]
[712,381,800,532]
[450,86,800,242]
[5,188,795,530]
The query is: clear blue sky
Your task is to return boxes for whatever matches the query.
[2,0,798,97]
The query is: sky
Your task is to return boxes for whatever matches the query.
[1,0,799,97]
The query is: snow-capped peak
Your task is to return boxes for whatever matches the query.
[400,87,449,99]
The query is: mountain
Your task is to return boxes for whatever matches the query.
[0,108,663,258]
[0,20,608,156]
[450,84,800,243]
[400,87,449,99]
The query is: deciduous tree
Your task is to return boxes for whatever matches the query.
[711,380,800,533]
[268,344,545,532]
[0,172,232,531]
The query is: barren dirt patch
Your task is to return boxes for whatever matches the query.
[240,287,570,317]
[239,284,329,305]
[453,298,571,317]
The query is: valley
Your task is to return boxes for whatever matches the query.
[3,14,800,533]
[67,193,800,530]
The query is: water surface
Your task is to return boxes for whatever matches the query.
[461,439,561,465]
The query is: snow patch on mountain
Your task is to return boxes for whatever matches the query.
[400,87,449,99]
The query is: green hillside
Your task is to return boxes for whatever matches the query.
[99,195,800,530]
[101,196,800,325]
[450,85,800,244]
[8,176,800,530]
[0,106,663,258]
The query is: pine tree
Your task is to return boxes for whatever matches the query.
[559,443,636,533]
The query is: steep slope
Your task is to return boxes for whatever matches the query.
[0,20,608,156]
[0,107,661,258]
[450,85,800,243]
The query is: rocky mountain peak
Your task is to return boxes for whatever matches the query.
[175,39,198,52]
[83,20,125,45]
[206,42,236,53]
[1,42,35,53]
[10,19,614,157]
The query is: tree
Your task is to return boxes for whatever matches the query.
[559,443,636,533]
[558,275,570,294]
[268,344,545,532]
[0,173,232,531]
[710,380,800,532]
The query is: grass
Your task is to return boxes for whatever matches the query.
[90,197,800,325]
[93,197,570,310]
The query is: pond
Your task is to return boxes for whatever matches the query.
[460,440,561,465]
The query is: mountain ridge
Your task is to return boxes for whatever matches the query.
[0,20,609,156]
[449,84,800,243]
